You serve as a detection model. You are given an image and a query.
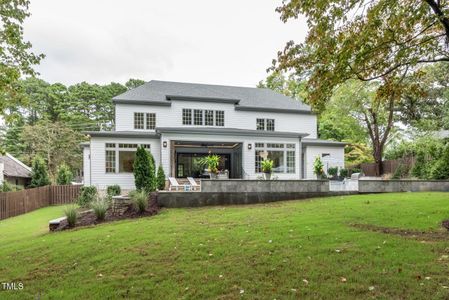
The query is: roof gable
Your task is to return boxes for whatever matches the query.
[0,153,32,178]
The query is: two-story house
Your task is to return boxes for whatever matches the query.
[82,80,345,189]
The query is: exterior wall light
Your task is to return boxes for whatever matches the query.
[163,141,167,148]
[248,143,252,150]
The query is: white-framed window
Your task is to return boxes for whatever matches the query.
[183,109,192,125]
[267,119,275,131]
[215,110,224,126]
[254,143,296,174]
[105,143,117,173]
[256,118,275,131]
[205,110,214,126]
[256,118,265,130]
[134,113,144,129]
[182,109,224,127]
[146,113,156,129]
[105,143,152,173]
[194,109,203,125]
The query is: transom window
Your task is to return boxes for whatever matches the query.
[256,118,275,131]
[134,112,156,130]
[105,143,152,173]
[182,109,225,127]
[254,143,296,174]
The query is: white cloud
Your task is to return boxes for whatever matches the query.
[23,0,307,87]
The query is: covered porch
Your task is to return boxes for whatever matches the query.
[170,141,243,179]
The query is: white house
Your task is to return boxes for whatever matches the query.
[82,80,345,189]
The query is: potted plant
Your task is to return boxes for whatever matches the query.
[313,156,326,179]
[200,154,220,179]
[261,159,274,180]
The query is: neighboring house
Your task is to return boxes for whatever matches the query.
[83,80,345,189]
[0,153,32,187]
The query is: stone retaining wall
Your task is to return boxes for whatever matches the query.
[201,179,330,193]
[359,180,449,193]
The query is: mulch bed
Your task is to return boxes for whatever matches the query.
[53,198,159,231]
[350,223,449,241]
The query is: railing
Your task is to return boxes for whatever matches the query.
[0,185,82,220]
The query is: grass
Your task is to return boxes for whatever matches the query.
[1,192,449,299]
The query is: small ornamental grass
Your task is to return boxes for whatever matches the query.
[64,205,78,227]
[129,190,148,213]
[91,197,109,221]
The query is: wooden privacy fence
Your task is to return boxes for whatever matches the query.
[361,158,415,176]
[0,185,82,220]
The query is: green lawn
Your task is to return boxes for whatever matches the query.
[1,193,449,299]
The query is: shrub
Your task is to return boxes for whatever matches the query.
[106,184,121,197]
[313,156,325,178]
[392,163,411,179]
[430,144,449,180]
[76,186,97,207]
[30,156,51,187]
[133,146,156,193]
[56,163,73,185]
[327,167,338,178]
[129,190,148,213]
[91,197,109,221]
[339,168,349,178]
[156,165,166,190]
[1,181,13,192]
[64,205,78,227]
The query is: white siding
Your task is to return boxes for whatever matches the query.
[304,146,345,179]
[87,137,161,190]
[160,132,302,180]
[83,146,90,185]
[115,101,318,137]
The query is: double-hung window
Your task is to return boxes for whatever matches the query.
[183,109,192,125]
[134,113,144,129]
[194,109,203,125]
[134,112,156,129]
[256,118,275,131]
[215,111,224,126]
[205,110,214,126]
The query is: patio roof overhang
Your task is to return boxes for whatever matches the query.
[156,127,309,139]
[83,131,160,139]
[301,138,347,147]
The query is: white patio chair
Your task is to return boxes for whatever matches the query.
[168,177,190,191]
[187,177,201,191]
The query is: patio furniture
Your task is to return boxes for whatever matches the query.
[187,177,201,191]
[168,177,190,191]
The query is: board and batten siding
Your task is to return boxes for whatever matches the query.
[160,132,302,180]
[115,101,318,138]
[304,146,345,179]
[87,137,161,190]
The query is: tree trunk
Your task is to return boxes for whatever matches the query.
[373,143,383,176]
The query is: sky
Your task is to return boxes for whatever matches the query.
[22,0,308,87]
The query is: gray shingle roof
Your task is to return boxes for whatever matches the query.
[0,154,32,178]
[113,80,312,113]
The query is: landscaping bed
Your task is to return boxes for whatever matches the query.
[49,192,159,231]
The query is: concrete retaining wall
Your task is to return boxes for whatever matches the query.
[359,180,449,193]
[201,179,330,193]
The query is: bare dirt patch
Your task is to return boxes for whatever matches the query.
[350,223,449,241]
